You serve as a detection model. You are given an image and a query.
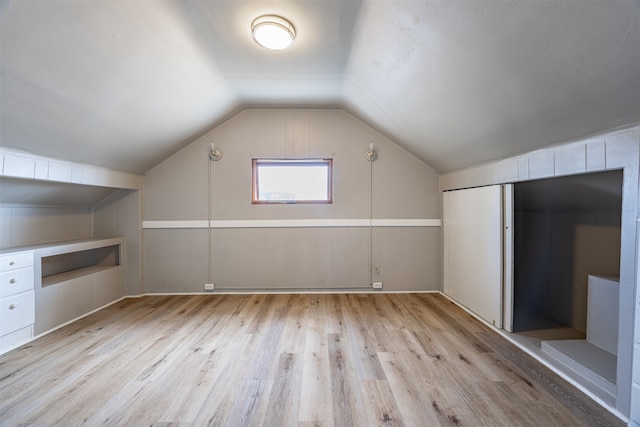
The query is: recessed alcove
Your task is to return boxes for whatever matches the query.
[41,244,120,287]
[512,169,622,403]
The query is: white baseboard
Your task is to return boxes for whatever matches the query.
[128,289,440,296]
[33,296,129,340]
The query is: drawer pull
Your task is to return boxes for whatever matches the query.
[9,261,15,266]
[9,303,18,310]
[9,278,17,284]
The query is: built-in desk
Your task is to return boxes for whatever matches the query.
[0,237,125,353]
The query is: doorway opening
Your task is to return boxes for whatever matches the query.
[512,169,622,403]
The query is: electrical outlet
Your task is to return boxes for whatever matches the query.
[372,282,383,289]
[373,265,380,275]
[204,283,215,291]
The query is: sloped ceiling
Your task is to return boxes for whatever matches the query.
[1,0,639,174]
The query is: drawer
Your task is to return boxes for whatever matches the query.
[0,252,34,272]
[0,291,35,336]
[0,324,33,355]
[0,267,34,298]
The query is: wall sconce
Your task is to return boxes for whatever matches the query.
[209,143,222,161]
[366,143,377,161]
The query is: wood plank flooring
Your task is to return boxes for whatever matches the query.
[0,293,623,426]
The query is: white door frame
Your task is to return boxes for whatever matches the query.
[503,184,514,332]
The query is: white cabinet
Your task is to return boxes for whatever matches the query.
[0,251,35,354]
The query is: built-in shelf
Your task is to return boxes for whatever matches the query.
[1,237,124,259]
[42,265,118,287]
[41,241,120,287]
[36,237,123,258]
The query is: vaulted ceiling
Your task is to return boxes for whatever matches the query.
[1,1,639,174]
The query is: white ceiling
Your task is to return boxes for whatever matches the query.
[1,0,639,174]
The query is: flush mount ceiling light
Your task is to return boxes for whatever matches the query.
[251,15,296,50]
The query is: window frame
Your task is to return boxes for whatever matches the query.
[252,158,333,204]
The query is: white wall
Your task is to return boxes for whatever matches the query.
[440,126,640,418]
[632,224,640,425]
[143,109,441,293]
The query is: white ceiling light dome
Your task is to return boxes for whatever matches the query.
[251,15,296,50]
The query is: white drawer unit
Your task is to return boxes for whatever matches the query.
[0,325,33,351]
[0,250,35,354]
[1,267,35,298]
[0,290,35,336]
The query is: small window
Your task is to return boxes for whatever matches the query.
[252,159,333,204]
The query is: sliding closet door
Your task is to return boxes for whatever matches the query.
[443,185,503,327]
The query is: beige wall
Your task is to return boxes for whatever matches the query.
[0,205,92,249]
[93,189,142,296]
[143,109,441,292]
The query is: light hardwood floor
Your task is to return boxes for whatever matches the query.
[0,293,622,426]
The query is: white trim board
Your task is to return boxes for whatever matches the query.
[142,220,209,229]
[142,219,441,229]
